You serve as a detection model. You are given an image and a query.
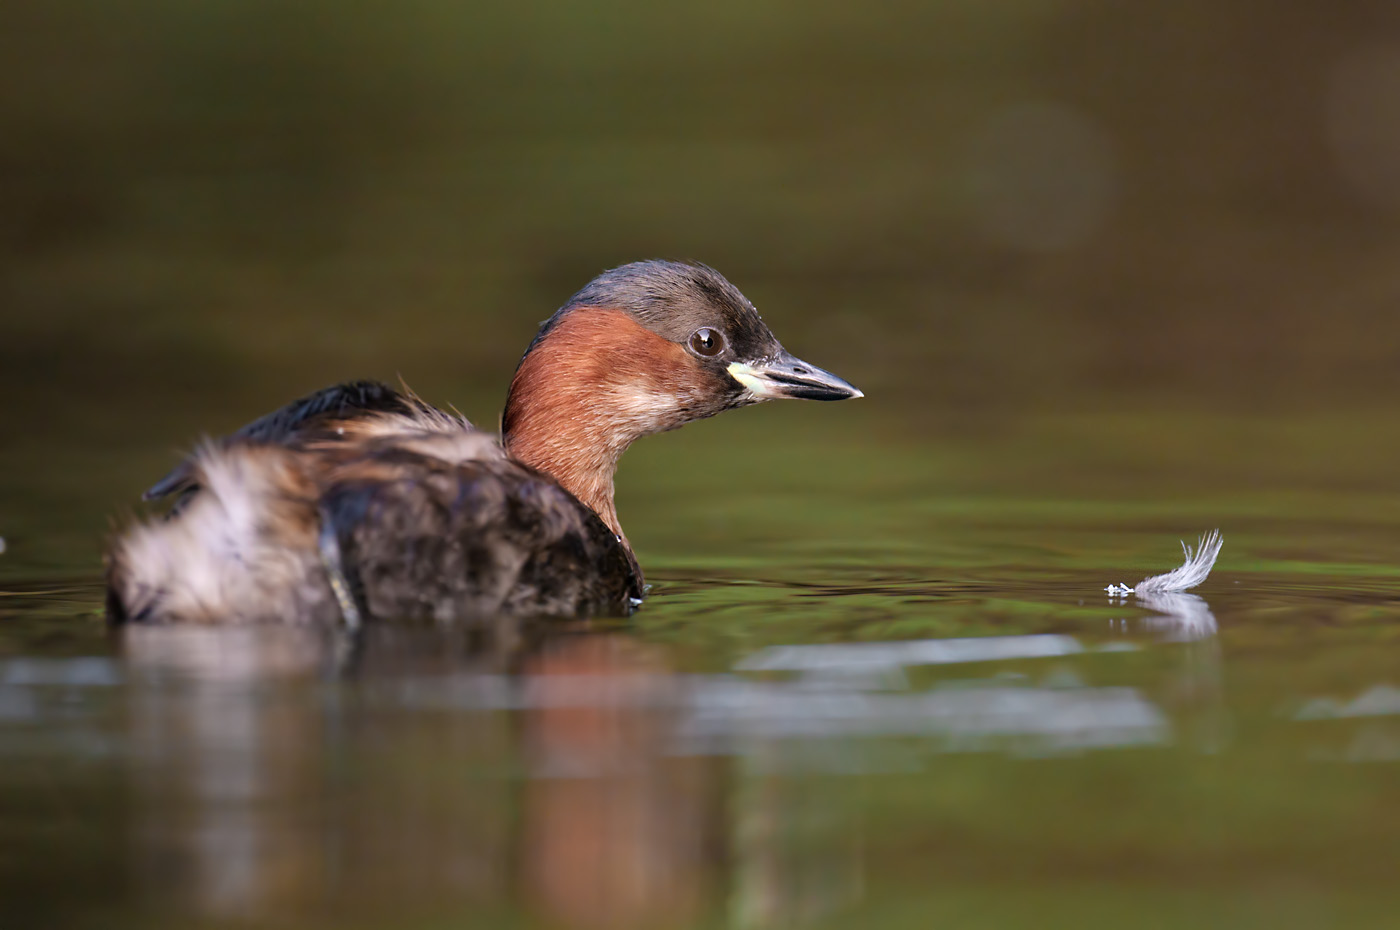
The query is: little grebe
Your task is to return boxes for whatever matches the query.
[106,261,861,625]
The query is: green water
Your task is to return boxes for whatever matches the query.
[3,400,1399,929]
[7,0,1400,925]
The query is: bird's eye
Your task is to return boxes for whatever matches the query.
[689,327,726,357]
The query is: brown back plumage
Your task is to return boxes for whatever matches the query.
[108,381,641,625]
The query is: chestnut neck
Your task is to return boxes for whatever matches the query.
[501,307,701,545]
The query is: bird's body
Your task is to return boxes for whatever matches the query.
[107,382,640,624]
[106,261,860,625]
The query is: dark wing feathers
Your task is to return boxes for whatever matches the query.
[143,380,418,501]
[323,453,641,620]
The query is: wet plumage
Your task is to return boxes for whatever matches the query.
[106,261,861,625]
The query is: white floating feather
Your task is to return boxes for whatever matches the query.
[1104,530,1223,596]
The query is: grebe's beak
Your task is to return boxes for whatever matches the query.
[727,351,863,402]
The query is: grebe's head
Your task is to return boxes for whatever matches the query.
[501,260,861,538]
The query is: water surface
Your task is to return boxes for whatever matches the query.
[3,406,1398,930]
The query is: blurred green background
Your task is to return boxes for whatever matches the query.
[6,0,1400,428]
[10,0,1400,583]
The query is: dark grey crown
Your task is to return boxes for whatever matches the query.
[524,260,782,362]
